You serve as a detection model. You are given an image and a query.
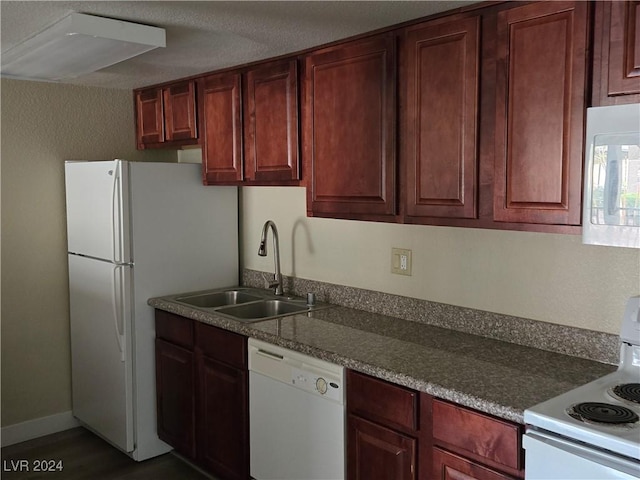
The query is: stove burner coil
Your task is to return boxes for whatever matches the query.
[612,383,640,404]
[568,402,639,424]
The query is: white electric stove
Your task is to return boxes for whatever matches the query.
[524,296,640,479]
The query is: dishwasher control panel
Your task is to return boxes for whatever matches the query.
[292,367,342,402]
[248,338,345,405]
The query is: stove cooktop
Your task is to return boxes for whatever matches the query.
[525,370,640,461]
[525,297,640,462]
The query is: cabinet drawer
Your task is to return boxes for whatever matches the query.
[433,447,517,480]
[155,310,194,349]
[347,370,418,432]
[195,322,247,369]
[433,399,522,472]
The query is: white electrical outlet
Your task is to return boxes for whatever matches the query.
[391,248,412,276]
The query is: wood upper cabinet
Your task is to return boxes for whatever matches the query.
[135,80,198,149]
[304,33,397,219]
[201,60,301,186]
[164,82,198,142]
[200,72,244,184]
[493,1,588,226]
[244,60,300,182]
[593,0,640,105]
[402,16,480,220]
[136,88,164,146]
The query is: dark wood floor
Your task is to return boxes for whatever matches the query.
[1,427,212,479]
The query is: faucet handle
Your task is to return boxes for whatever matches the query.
[261,272,280,289]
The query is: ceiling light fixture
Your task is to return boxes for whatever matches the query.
[1,12,166,82]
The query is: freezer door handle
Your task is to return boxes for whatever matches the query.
[112,265,126,362]
[110,164,122,264]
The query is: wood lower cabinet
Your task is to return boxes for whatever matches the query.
[593,1,640,105]
[433,448,517,480]
[348,415,416,480]
[347,370,524,480]
[303,33,397,220]
[197,354,248,480]
[402,15,480,220]
[135,80,198,149]
[155,338,196,458]
[432,399,524,479]
[195,321,248,480]
[493,1,588,226]
[154,310,249,480]
[346,370,419,480]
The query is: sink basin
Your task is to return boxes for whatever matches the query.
[216,299,310,321]
[171,287,332,323]
[176,290,261,308]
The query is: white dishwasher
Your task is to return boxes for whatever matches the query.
[248,338,345,480]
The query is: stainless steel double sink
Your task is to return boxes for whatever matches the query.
[174,287,331,323]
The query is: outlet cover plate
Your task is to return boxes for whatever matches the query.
[391,248,412,276]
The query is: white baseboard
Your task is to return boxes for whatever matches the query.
[1,411,81,447]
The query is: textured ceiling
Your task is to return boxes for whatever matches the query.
[1,1,478,90]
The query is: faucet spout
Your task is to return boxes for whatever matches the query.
[258,220,283,295]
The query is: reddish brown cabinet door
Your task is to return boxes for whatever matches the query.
[200,72,244,184]
[136,88,164,147]
[593,0,640,105]
[403,16,480,220]
[431,399,523,477]
[304,33,397,219]
[433,448,518,480]
[155,338,196,459]
[136,81,198,149]
[164,81,198,142]
[244,59,300,183]
[347,415,416,480]
[196,354,249,480]
[493,1,588,226]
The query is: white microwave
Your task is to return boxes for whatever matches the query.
[583,104,640,248]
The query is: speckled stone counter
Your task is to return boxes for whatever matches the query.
[149,290,615,425]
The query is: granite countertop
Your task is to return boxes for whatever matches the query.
[148,291,615,424]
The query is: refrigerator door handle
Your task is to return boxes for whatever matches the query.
[112,265,126,362]
[110,164,122,264]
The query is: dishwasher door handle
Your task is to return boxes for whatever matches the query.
[256,348,285,361]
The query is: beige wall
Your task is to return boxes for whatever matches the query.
[1,79,176,427]
[2,78,639,428]
[242,187,640,335]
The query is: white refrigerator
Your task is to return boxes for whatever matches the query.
[65,159,238,461]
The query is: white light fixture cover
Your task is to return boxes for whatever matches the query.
[1,12,166,81]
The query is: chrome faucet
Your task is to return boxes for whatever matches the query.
[258,220,283,295]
